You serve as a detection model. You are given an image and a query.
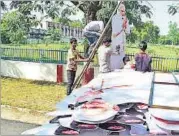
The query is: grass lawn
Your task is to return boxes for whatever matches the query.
[1,77,66,111]
[1,43,84,52]
[126,44,179,57]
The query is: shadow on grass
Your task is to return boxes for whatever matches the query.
[30,80,67,86]
[1,76,22,81]
[2,76,67,86]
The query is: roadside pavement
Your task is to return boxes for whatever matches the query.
[1,105,53,125]
[1,119,39,135]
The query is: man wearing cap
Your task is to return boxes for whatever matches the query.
[110,3,130,70]
[98,39,112,73]
[134,41,152,72]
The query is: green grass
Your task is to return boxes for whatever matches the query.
[1,43,84,52]
[126,44,179,57]
[1,77,66,111]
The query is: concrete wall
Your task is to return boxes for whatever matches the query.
[0,60,99,83]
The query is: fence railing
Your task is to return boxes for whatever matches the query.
[1,47,179,72]
[126,53,179,72]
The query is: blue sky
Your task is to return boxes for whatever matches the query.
[2,1,179,35]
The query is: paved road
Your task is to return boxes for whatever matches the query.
[1,119,39,135]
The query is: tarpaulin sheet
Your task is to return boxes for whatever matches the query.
[56,70,154,110]
[22,71,179,135]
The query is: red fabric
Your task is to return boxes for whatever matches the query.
[82,68,94,85]
[131,64,136,69]
[57,65,63,83]
[153,116,179,125]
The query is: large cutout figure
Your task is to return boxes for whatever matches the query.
[110,4,130,70]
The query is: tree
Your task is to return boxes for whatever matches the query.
[1,11,38,44]
[9,1,43,31]
[47,28,62,42]
[168,3,179,15]
[168,22,179,45]
[71,1,102,24]
[71,1,153,38]
[4,1,154,44]
[159,35,172,45]
[71,1,153,25]
[128,21,160,43]
[144,21,160,43]
[53,18,84,28]
[69,20,84,28]
[0,1,7,10]
[53,17,71,26]
[43,28,62,45]
[7,1,153,30]
[0,1,8,43]
[9,1,77,20]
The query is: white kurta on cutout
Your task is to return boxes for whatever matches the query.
[110,13,130,70]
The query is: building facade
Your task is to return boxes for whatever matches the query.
[29,21,83,42]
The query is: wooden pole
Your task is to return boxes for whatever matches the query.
[153,81,179,86]
[150,105,179,111]
[148,72,156,106]
[172,72,179,84]
[149,72,179,111]
[72,1,122,90]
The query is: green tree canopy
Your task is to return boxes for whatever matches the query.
[69,20,84,28]
[71,1,153,26]
[0,1,7,10]
[168,3,179,15]
[168,22,179,45]
[1,11,39,44]
[1,1,155,44]
[128,21,160,44]
[71,1,153,38]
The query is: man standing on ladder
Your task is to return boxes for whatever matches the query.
[110,3,130,70]
[83,20,104,58]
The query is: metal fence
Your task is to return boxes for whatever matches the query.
[126,53,179,72]
[1,47,179,72]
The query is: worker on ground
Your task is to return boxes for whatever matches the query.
[66,38,89,95]
[98,38,113,73]
[123,56,131,69]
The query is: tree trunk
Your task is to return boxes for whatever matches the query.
[71,1,102,24]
